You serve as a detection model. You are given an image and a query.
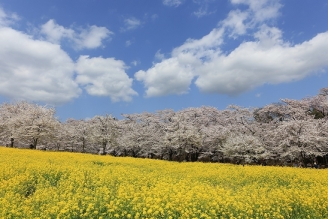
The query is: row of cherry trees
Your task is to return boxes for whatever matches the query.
[1,88,328,165]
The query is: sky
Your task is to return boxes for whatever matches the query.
[0,0,328,121]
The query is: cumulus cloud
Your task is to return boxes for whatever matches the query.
[171,27,225,58]
[135,55,199,97]
[121,17,141,32]
[192,0,217,18]
[0,8,19,27]
[193,6,215,18]
[135,27,224,97]
[221,0,281,38]
[195,29,328,94]
[222,10,249,37]
[75,25,111,49]
[135,0,328,97]
[41,19,112,50]
[154,50,165,61]
[231,0,282,23]
[40,19,74,43]
[131,60,139,66]
[151,14,159,21]
[125,40,132,47]
[163,0,184,7]
[0,7,137,104]
[0,26,81,104]
[75,56,138,102]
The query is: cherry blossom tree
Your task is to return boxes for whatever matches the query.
[221,133,266,164]
[0,103,15,146]
[256,92,328,165]
[88,114,119,155]
[63,119,93,153]
[47,121,67,151]
[1,87,327,166]
[0,101,58,149]
[120,112,165,158]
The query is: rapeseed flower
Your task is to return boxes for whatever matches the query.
[0,147,327,218]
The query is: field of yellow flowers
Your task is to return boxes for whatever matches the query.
[0,147,328,219]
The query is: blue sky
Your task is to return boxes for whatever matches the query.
[0,0,327,121]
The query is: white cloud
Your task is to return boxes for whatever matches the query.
[125,40,132,47]
[155,50,165,61]
[40,19,74,43]
[192,0,217,18]
[163,0,184,7]
[222,0,281,38]
[222,10,249,37]
[151,14,159,21]
[253,25,285,48]
[193,8,208,18]
[131,60,139,66]
[193,7,215,18]
[41,19,112,50]
[136,0,328,98]
[195,28,328,94]
[75,56,138,102]
[231,0,281,24]
[121,17,141,32]
[76,25,111,49]
[0,7,138,104]
[135,27,224,97]
[0,7,19,27]
[0,26,81,104]
[135,55,197,97]
[172,27,224,57]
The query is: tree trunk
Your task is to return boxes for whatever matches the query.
[82,138,86,153]
[10,138,14,147]
[101,141,107,155]
[123,149,128,156]
[168,149,173,161]
[30,138,38,149]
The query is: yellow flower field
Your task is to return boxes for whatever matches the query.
[0,147,327,219]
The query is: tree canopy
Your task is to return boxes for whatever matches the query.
[1,88,327,166]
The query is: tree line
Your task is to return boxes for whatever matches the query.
[1,87,328,167]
